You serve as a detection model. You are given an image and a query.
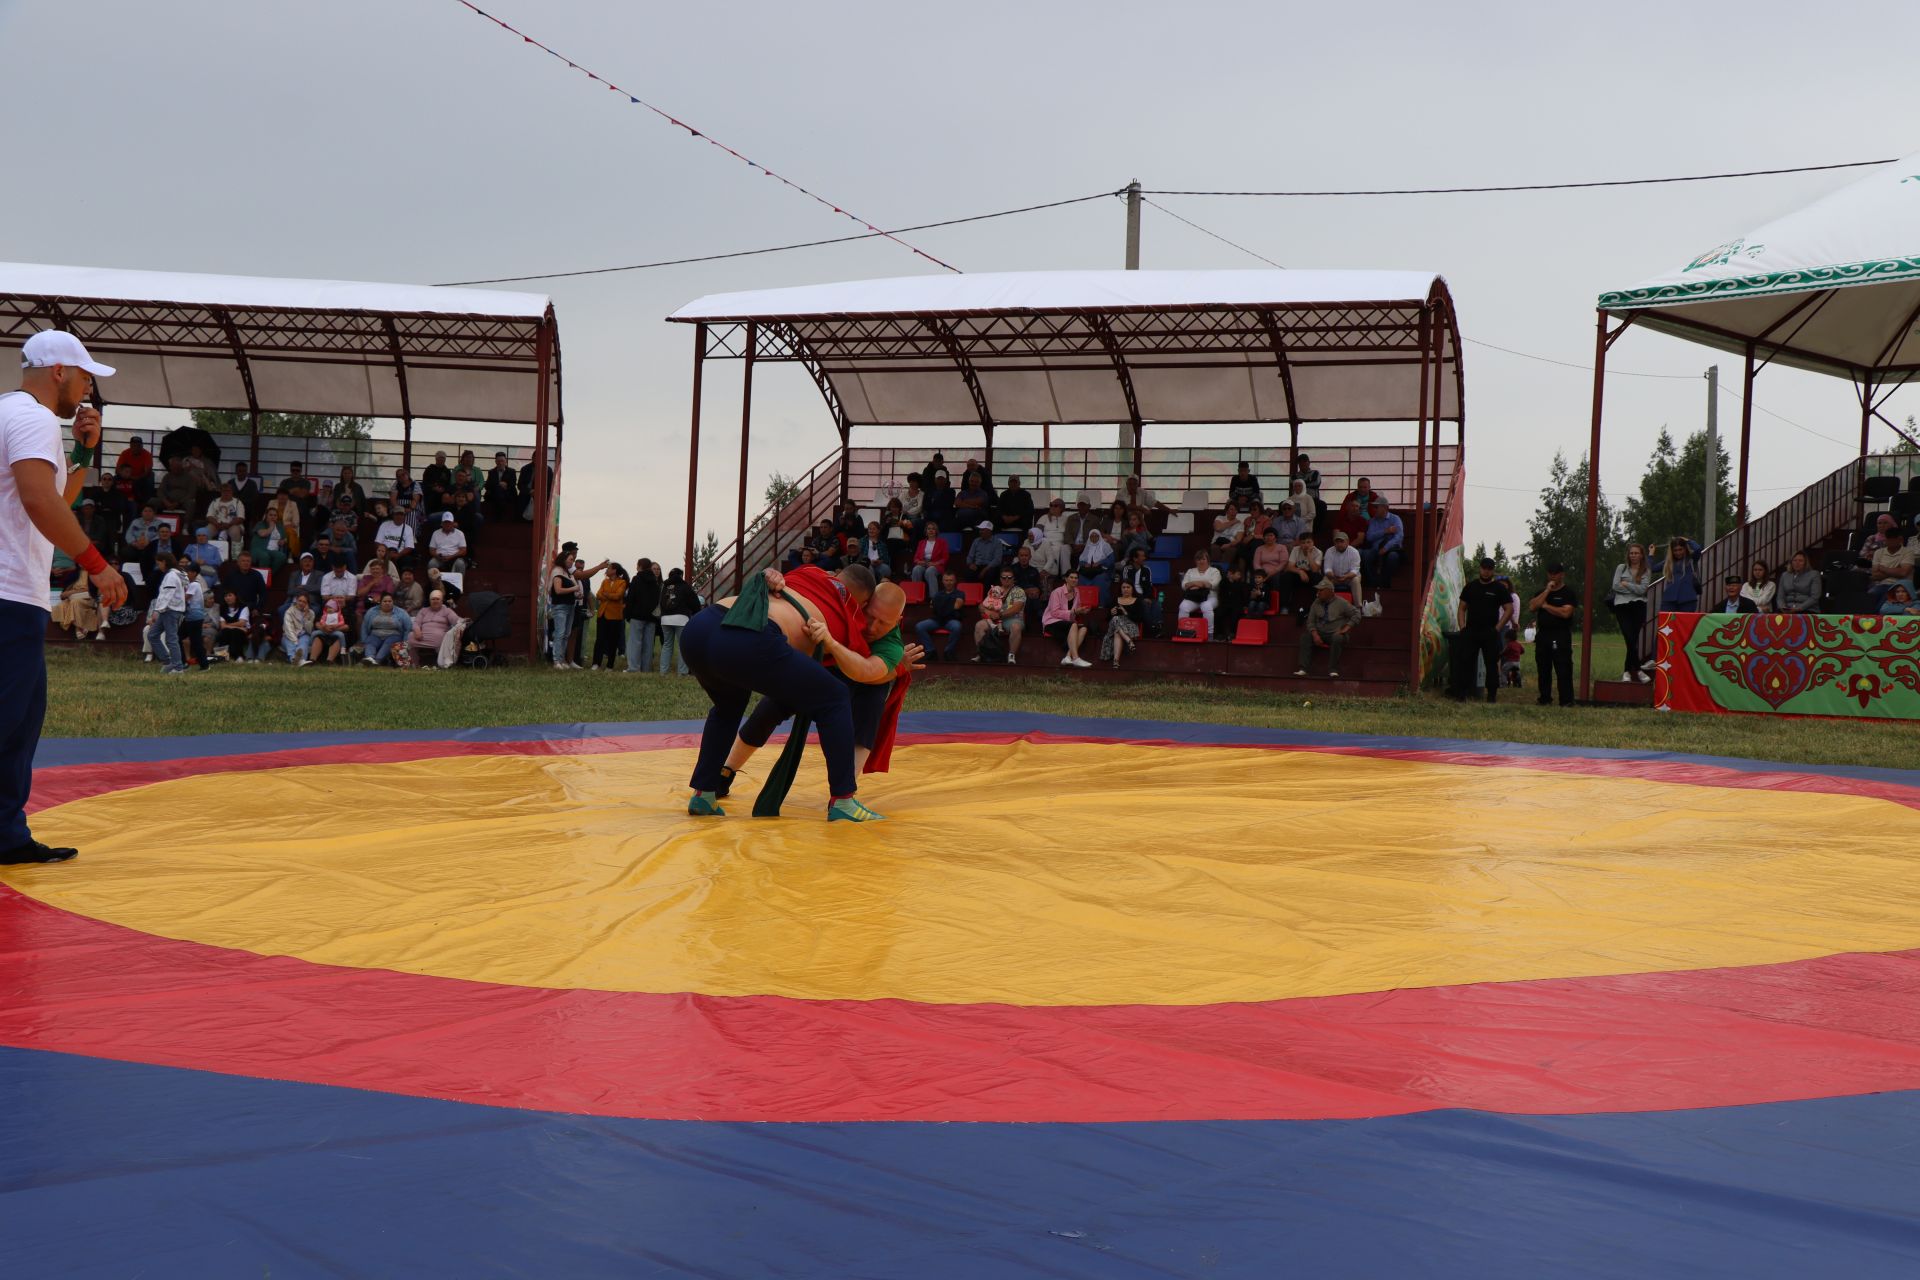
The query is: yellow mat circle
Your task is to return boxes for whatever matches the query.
[14,741,1920,1006]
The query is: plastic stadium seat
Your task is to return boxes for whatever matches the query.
[1152,534,1185,559]
[996,531,1024,549]
[1163,512,1196,534]
[941,532,964,554]
[901,579,927,604]
[1231,619,1269,645]
[1076,584,1102,609]
[1861,474,1902,502]
[1171,616,1208,643]
[1263,592,1281,616]
[1147,559,1174,586]
[1180,489,1210,511]
[959,582,985,606]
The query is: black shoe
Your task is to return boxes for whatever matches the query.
[1536,698,1551,706]
[0,840,77,865]
[715,765,737,799]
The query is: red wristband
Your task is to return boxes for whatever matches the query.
[76,544,109,576]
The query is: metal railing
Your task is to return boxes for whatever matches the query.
[706,442,1460,591]
[846,443,1458,513]
[95,426,551,485]
[706,451,844,593]
[1636,450,1911,656]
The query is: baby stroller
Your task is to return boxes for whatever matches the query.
[458,591,516,668]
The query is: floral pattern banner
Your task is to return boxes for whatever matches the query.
[1656,612,1920,720]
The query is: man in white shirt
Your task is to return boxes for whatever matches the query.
[320,562,358,604]
[375,508,417,563]
[204,481,244,532]
[1,332,126,864]
[1322,529,1363,600]
[428,511,468,573]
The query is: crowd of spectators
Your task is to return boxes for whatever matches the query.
[49,433,559,672]
[779,453,1392,675]
[535,543,705,674]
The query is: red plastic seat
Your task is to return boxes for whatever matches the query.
[901,579,927,604]
[1231,619,1268,646]
[1171,617,1208,643]
[958,582,986,606]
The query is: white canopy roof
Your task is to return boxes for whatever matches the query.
[0,262,560,424]
[671,268,1444,321]
[1598,156,1920,378]
[670,269,1461,427]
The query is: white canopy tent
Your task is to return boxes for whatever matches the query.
[0,262,560,424]
[1597,154,1920,379]
[669,269,1463,427]
[1,261,564,657]
[671,268,1467,681]
[1579,154,1920,698]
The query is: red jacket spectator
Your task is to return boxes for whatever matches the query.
[117,436,154,481]
[911,531,949,575]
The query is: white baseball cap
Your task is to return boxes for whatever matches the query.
[21,330,115,378]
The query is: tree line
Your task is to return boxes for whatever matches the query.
[1477,427,1736,598]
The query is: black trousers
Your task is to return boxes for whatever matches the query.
[0,602,47,850]
[591,615,625,667]
[1612,601,1646,674]
[1535,630,1574,705]
[1463,628,1501,702]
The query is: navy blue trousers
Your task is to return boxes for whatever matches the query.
[740,670,889,753]
[680,607,857,798]
[0,601,49,850]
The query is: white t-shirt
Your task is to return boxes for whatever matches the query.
[430,526,467,558]
[0,391,65,610]
[376,519,416,553]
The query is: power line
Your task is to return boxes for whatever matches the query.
[1139,196,1284,268]
[437,191,1121,286]
[448,0,960,273]
[1143,158,1896,197]
[1465,338,1695,380]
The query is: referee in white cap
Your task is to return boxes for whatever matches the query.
[1,331,127,864]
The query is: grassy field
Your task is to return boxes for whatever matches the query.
[40,641,1906,770]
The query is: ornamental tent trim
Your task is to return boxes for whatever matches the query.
[0,261,563,657]
[1580,153,1920,699]
[668,267,1467,681]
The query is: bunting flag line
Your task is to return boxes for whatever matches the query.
[448,1,961,273]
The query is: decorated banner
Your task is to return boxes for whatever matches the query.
[1418,468,1467,686]
[1657,611,1920,720]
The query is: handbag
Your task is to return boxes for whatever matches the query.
[1183,587,1210,604]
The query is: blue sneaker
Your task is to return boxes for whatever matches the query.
[827,797,886,823]
[687,792,726,817]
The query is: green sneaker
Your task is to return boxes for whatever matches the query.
[687,792,726,817]
[827,797,886,823]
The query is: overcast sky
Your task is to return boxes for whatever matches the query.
[4,0,1915,563]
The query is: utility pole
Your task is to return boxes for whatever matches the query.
[1124,180,1141,270]
[1118,180,1143,458]
[1703,365,1718,546]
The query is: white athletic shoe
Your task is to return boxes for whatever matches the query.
[1072,658,1092,668]
[1060,655,1074,666]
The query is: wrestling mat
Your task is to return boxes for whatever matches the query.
[4,712,1919,1276]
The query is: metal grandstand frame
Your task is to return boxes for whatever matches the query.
[671,270,1467,681]
[0,263,563,658]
